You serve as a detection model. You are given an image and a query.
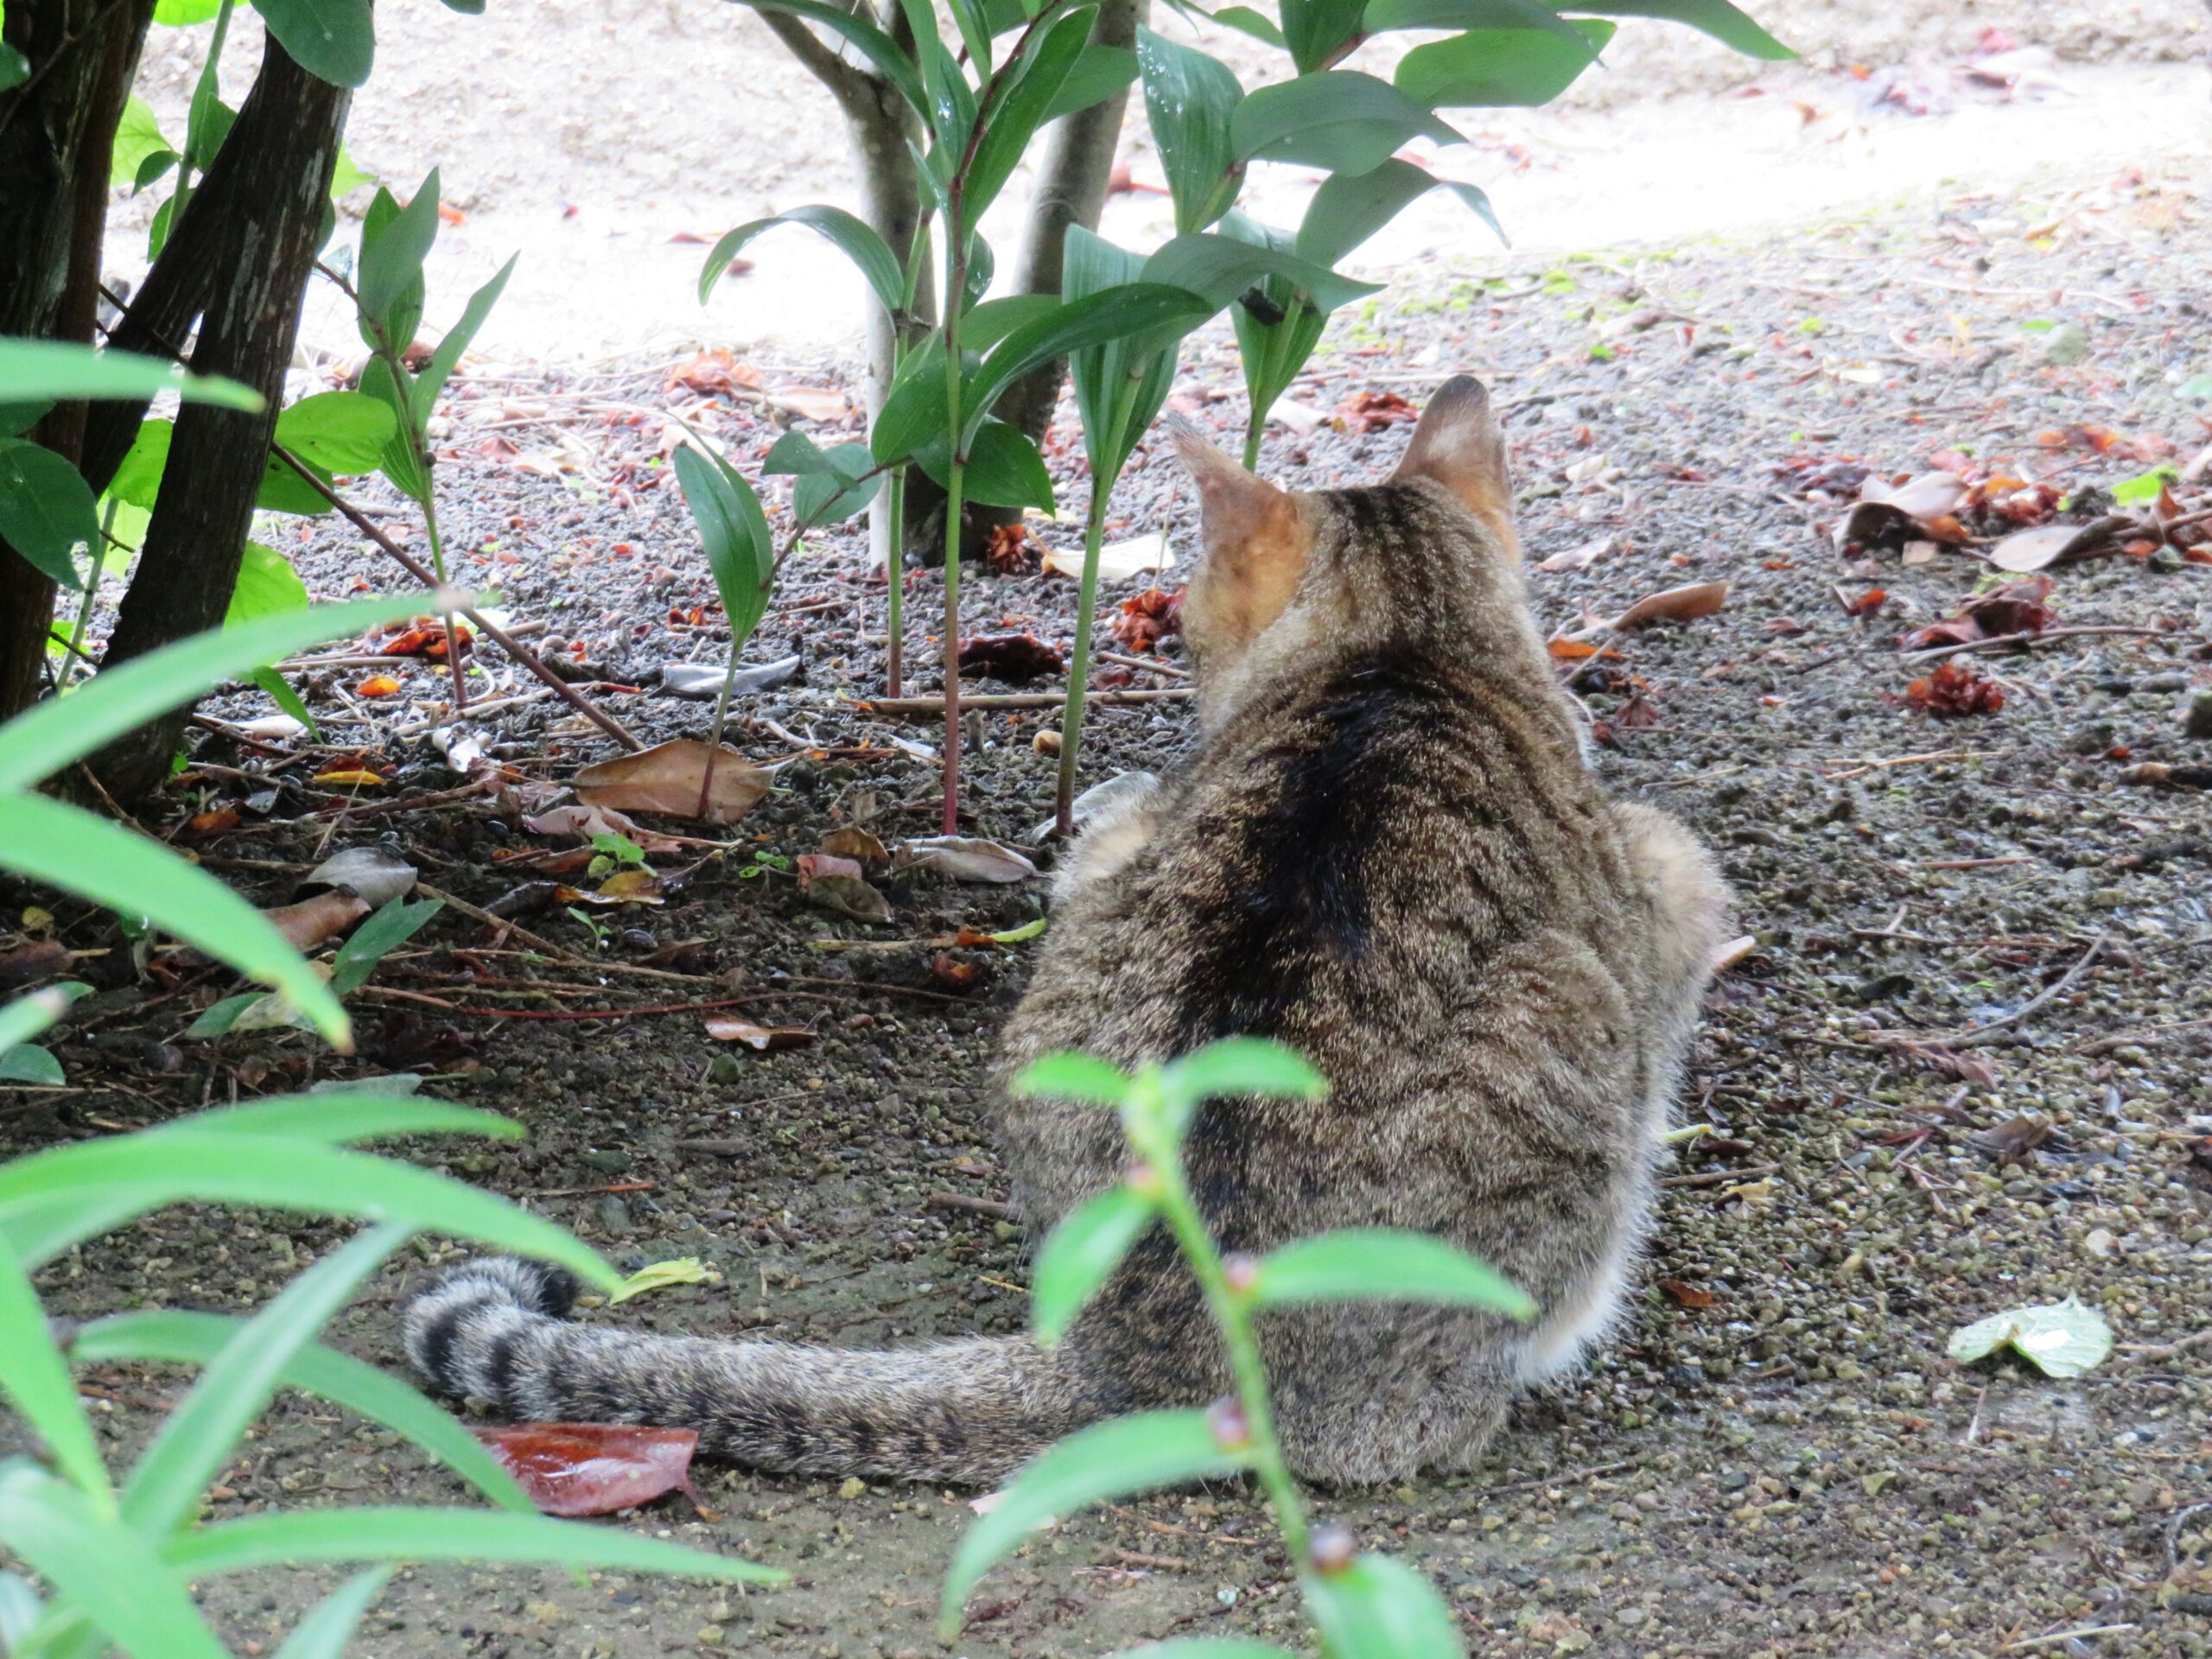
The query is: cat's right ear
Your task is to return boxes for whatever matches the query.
[1393,375,1518,556]
[1168,419,1312,658]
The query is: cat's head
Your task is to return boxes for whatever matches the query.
[1167,376,1523,706]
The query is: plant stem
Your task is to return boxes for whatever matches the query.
[1241,416,1263,474]
[169,0,236,228]
[59,501,118,690]
[884,465,906,697]
[418,493,468,715]
[939,288,968,836]
[1052,487,1109,836]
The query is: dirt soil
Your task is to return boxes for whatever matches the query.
[10,167,2212,1656]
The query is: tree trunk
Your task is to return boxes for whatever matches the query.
[87,30,350,799]
[0,0,156,721]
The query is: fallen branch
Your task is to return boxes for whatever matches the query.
[1901,625,2188,664]
[924,1192,1020,1222]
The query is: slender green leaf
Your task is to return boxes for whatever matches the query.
[1575,0,1790,58]
[1305,1552,1465,1659]
[0,1045,62,1084]
[0,1463,229,1659]
[0,589,443,793]
[1160,1037,1327,1110]
[357,171,442,339]
[156,1090,521,1145]
[673,442,775,650]
[106,418,173,509]
[253,0,376,86]
[0,1237,114,1506]
[0,438,96,589]
[696,206,903,315]
[1042,42,1137,121]
[944,1411,1242,1628]
[1010,1051,1133,1106]
[0,1572,41,1649]
[965,293,1062,352]
[356,355,429,500]
[1299,157,1503,264]
[328,896,442,999]
[1142,232,1380,316]
[962,283,1211,448]
[250,665,320,736]
[1136,27,1243,234]
[184,992,261,1039]
[1065,226,1180,480]
[1281,0,1366,73]
[944,0,994,74]
[124,1225,408,1533]
[0,340,264,410]
[1394,19,1612,106]
[153,0,225,17]
[1032,1185,1155,1346]
[0,985,87,1055]
[730,0,931,119]
[1251,1228,1535,1317]
[870,334,951,466]
[1231,71,1461,173]
[275,389,399,473]
[275,1567,395,1659]
[964,6,1096,232]
[161,1506,785,1582]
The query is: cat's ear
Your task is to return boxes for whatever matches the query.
[1393,375,1518,555]
[1169,419,1312,658]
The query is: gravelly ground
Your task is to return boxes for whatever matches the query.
[7,163,2212,1658]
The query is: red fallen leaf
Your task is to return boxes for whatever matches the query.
[930,950,987,990]
[1110,588,1184,652]
[475,1424,708,1517]
[355,675,402,698]
[664,349,762,396]
[1658,1279,1715,1309]
[1905,660,2005,716]
[435,202,467,226]
[1845,588,1888,616]
[986,523,1035,575]
[1336,389,1420,432]
[185,809,240,836]
[958,633,1064,684]
[379,621,473,660]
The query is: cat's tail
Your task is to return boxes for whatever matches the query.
[398,1257,1103,1486]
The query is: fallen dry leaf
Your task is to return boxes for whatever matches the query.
[1337,388,1419,432]
[303,846,417,909]
[1605,581,1729,632]
[1658,1279,1716,1309]
[767,385,849,423]
[185,809,240,836]
[1899,577,2056,652]
[311,767,385,788]
[931,950,987,990]
[1535,535,1612,574]
[574,740,771,825]
[521,803,687,854]
[476,1424,707,1518]
[1968,1113,2054,1158]
[664,349,761,396]
[263,889,371,951]
[797,855,892,923]
[1045,532,1173,582]
[703,1016,815,1051]
[958,634,1063,685]
[819,827,888,865]
[897,836,1037,885]
[986,523,1035,575]
[1905,659,2006,716]
[378,620,473,660]
[1109,588,1183,652]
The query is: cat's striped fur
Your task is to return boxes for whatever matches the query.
[402,378,1730,1486]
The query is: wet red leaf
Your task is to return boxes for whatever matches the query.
[1109,588,1184,652]
[958,633,1064,684]
[1336,389,1419,432]
[476,1424,707,1517]
[1905,660,2006,716]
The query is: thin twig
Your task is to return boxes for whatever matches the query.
[1902,625,2187,664]
[865,688,1194,715]
[1924,931,2111,1049]
[924,1192,1019,1222]
[1656,1162,1779,1190]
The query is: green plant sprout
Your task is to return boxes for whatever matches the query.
[943,1036,1536,1658]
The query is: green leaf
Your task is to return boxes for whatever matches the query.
[0,1571,40,1649]
[0,399,49,438]
[0,45,27,93]
[962,283,1212,450]
[250,664,320,737]
[1142,232,1381,316]
[275,389,399,473]
[0,984,88,1055]
[0,796,356,1048]
[0,1236,115,1506]
[1281,0,1366,73]
[0,1131,621,1287]
[608,1255,716,1304]
[964,5,1096,233]
[0,1464,228,1659]
[328,141,373,199]
[2110,467,2178,507]
[256,448,338,515]
[226,541,312,628]
[107,418,174,509]
[356,355,429,501]
[1947,1296,2112,1379]
[109,95,174,189]
[185,992,260,1039]
[0,346,246,419]
[1043,42,1138,121]
[410,251,518,423]
[1230,71,1461,174]
[155,1090,520,1146]
[943,1411,1243,1630]
[764,432,880,526]
[729,0,931,121]
[123,1224,408,1534]
[871,334,952,466]
[1031,1185,1155,1346]
[1065,227,1182,481]
[697,205,904,315]
[1360,0,1591,40]
[1573,0,1791,59]
[0,438,97,588]
[1394,19,1613,107]
[161,1506,785,1583]
[915,419,1054,512]
[965,293,1062,353]
[1104,1644,1299,1659]
[0,1045,62,1085]
[1300,156,1503,264]
[0,589,445,793]
[153,0,225,22]
[357,170,442,340]
[1250,1228,1535,1317]
[275,1568,395,1659]
[72,1309,533,1511]
[1305,1552,1464,1659]
[1160,1037,1327,1110]
[1136,27,1244,235]
[1210,6,1284,48]
[1010,1051,1134,1106]
[673,442,776,652]
[327,895,442,999]
[253,0,376,86]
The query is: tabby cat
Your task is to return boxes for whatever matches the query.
[403,377,1730,1486]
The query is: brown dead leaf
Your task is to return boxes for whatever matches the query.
[1905,659,2005,716]
[897,836,1037,884]
[1988,519,2117,572]
[798,853,865,883]
[1336,389,1419,432]
[1535,535,1612,574]
[930,951,987,990]
[0,939,70,991]
[702,1016,814,1051]
[819,827,889,865]
[958,634,1064,685]
[185,809,241,836]
[985,523,1035,575]
[311,767,385,788]
[797,855,892,924]
[1968,1113,2054,1159]
[1109,588,1183,652]
[354,675,402,698]
[1658,1279,1716,1309]
[521,803,686,855]
[767,385,849,423]
[263,889,371,951]
[476,1424,707,1518]
[664,349,761,396]
[574,740,771,825]
[1605,581,1729,632]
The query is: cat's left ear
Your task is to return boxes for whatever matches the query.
[1393,375,1518,556]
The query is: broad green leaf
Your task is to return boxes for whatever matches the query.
[106,418,173,509]
[609,1255,716,1304]
[1574,0,1790,59]
[357,355,429,501]
[253,0,376,86]
[0,438,96,588]
[327,894,442,998]
[2111,467,2177,506]
[1031,1185,1155,1345]
[275,1568,395,1659]
[729,0,931,120]
[673,442,776,651]
[943,1411,1242,1628]
[697,206,904,316]
[964,6,1097,233]
[1142,232,1380,317]
[1136,27,1243,234]
[0,795,353,1047]
[0,1131,620,1287]
[411,252,518,423]
[257,443,339,514]
[913,419,1053,511]
[1305,1552,1464,1659]
[870,334,952,466]
[0,1464,228,1659]
[153,0,225,22]
[1281,0,1366,73]
[0,400,48,438]
[1043,42,1138,122]
[1250,1228,1535,1318]
[1211,5,1284,48]
[1009,1051,1133,1106]
[1064,226,1180,480]
[1947,1296,2112,1379]
[0,1236,114,1506]
[357,171,442,341]
[73,1309,533,1510]
[1230,71,1462,174]
[161,1506,785,1583]
[962,283,1211,449]
[0,1045,62,1085]
[965,292,1062,352]
[1394,19,1613,107]
[1299,157,1503,265]
[0,589,446,793]
[108,95,174,189]
[764,433,880,526]
[123,1224,408,1533]
[274,389,399,472]
[226,541,311,627]
[0,45,27,93]
[328,141,373,199]
[1214,213,1333,435]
